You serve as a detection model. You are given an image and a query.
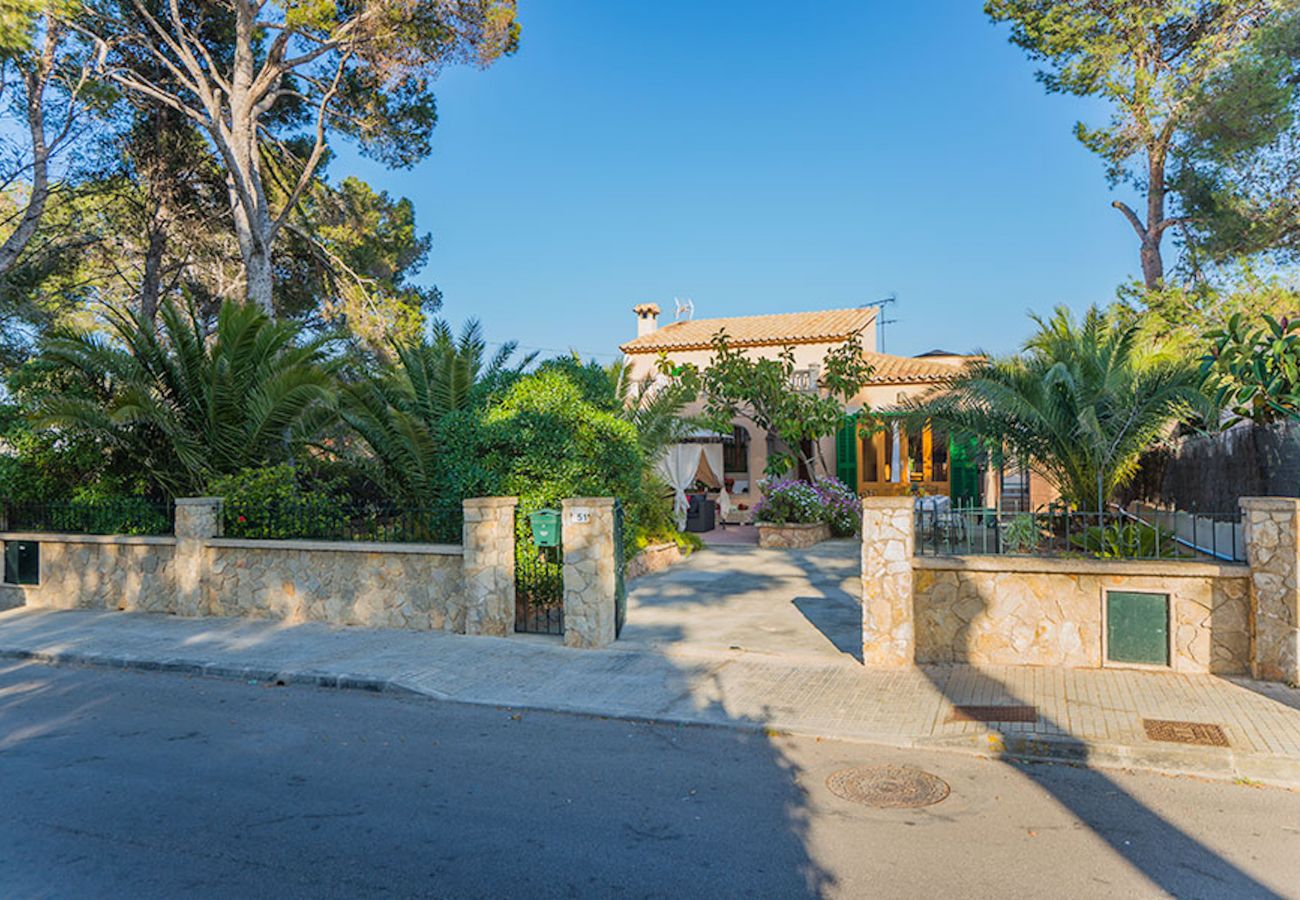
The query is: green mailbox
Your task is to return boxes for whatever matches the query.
[528,509,561,548]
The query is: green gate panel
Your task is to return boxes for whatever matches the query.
[836,417,858,488]
[1107,591,1169,666]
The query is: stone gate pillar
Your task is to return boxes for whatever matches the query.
[562,498,617,649]
[462,497,517,636]
[1242,497,1300,683]
[861,496,915,668]
[174,497,221,617]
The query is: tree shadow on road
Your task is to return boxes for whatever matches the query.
[915,612,1286,898]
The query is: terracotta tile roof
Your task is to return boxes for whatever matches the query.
[620,307,877,353]
[862,351,973,384]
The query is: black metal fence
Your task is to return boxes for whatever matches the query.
[515,501,564,635]
[914,503,1245,563]
[2,499,174,536]
[222,499,463,544]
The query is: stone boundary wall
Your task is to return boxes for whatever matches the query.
[625,541,684,581]
[862,496,1300,682]
[0,533,177,613]
[204,539,464,631]
[0,498,502,634]
[912,556,1251,674]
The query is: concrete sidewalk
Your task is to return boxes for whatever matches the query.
[2,607,1300,787]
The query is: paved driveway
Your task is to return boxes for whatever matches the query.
[621,539,862,663]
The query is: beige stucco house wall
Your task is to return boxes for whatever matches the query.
[618,303,1044,512]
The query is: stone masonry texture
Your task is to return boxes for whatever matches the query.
[563,498,617,649]
[860,496,915,667]
[0,536,176,613]
[1242,497,1300,683]
[912,557,1251,674]
[757,521,831,550]
[204,543,463,630]
[1,497,502,636]
[461,497,516,637]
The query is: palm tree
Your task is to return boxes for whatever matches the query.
[912,306,1213,511]
[605,357,698,463]
[339,319,533,502]
[33,299,336,497]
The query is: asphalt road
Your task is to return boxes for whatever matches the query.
[1,662,1297,899]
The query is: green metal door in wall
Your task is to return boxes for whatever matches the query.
[1107,591,1169,666]
[836,416,858,488]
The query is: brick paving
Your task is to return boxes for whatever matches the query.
[2,607,1300,785]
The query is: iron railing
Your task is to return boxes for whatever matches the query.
[913,502,1244,563]
[2,499,174,536]
[222,499,463,544]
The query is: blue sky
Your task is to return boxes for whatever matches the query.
[333,1,1146,361]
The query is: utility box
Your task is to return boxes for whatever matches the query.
[528,509,561,548]
[1106,591,1169,666]
[2,540,39,586]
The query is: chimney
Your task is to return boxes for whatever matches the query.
[633,303,661,338]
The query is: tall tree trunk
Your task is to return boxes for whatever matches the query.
[0,34,55,277]
[244,245,274,315]
[1113,149,1172,290]
[1142,152,1167,289]
[139,215,167,323]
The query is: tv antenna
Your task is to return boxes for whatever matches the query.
[674,297,695,322]
[860,294,898,353]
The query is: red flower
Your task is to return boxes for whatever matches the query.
[237,515,247,523]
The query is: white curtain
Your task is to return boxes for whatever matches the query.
[657,444,703,530]
[890,422,902,483]
[700,444,729,524]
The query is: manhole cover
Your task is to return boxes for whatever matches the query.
[825,765,950,808]
[1143,718,1229,747]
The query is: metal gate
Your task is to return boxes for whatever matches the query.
[614,499,626,639]
[515,502,564,635]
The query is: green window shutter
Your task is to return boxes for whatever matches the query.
[1107,591,1169,666]
[949,433,980,508]
[835,417,858,488]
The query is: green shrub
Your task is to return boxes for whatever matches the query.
[211,465,349,540]
[1002,514,1042,554]
[480,370,645,562]
[1071,521,1184,559]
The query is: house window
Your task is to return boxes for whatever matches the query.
[3,541,39,586]
[931,429,949,483]
[858,420,953,496]
[723,426,749,474]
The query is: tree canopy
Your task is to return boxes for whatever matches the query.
[987,0,1280,287]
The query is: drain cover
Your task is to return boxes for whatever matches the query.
[1143,718,1229,747]
[826,765,950,809]
[947,704,1038,724]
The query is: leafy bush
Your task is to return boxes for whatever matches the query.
[1204,312,1300,423]
[212,465,348,540]
[753,478,823,526]
[754,478,863,533]
[812,477,862,536]
[752,477,862,536]
[1071,521,1184,559]
[482,370,642,507]
[1001,514,1042,554]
